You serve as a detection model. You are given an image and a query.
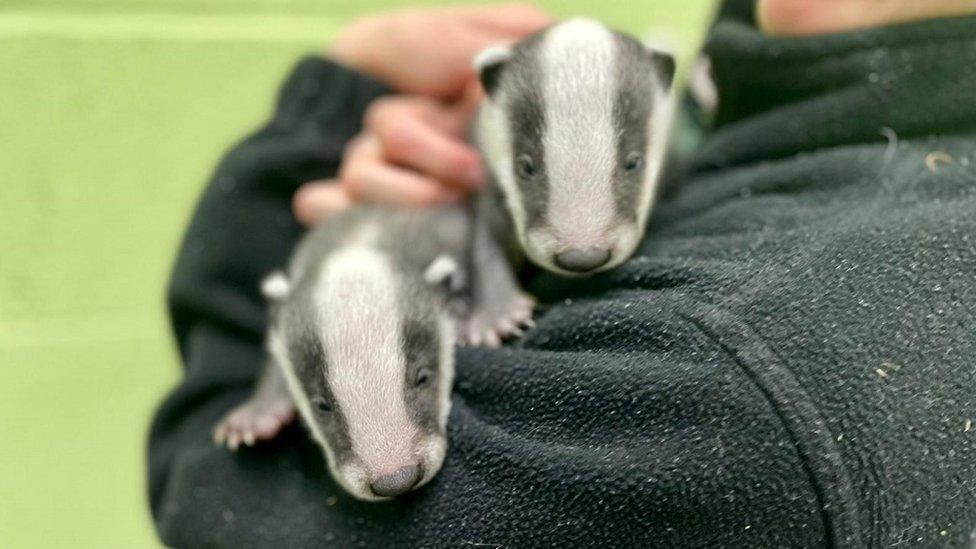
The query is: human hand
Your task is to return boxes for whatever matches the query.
[294,83,483,226]
[758,0,976,36]
[329,4,551,98]
[295,5,551,225]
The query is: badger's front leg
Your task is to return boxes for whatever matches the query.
[214,359,295,450]
[460,197,535,348]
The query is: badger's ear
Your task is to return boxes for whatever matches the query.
[644,44,676,89]
[260,271,291,302]
[424,254,465,295]
[473,45,512,96]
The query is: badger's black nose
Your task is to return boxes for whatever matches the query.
[554,248,611,273]
[370,464,422,497]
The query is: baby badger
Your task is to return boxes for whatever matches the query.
[213,18,675,501]
[463,18,675,344]
[215,206,468,501]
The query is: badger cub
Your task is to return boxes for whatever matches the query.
[214,19,675,501]
[463,18,675,344]
[215,206,468,501]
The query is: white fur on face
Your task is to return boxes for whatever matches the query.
[315,247,418,478]
[435,314,455,430]
[539,19,619,249]
[269,329,359,496]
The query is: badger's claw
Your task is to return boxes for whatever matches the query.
[213,397,295,451]
[460,292,535,347]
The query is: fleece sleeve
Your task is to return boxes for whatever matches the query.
[150,6,976,546]
[149,56,387,533]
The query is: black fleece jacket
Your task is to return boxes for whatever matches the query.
[149,6,976,548]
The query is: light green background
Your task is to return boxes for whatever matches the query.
[0,1,713,547]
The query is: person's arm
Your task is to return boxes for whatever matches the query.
[151,3,976,547]
[150,8,551,546]
[149,55,388,525]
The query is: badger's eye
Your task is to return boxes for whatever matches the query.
[624,152,644,173]
[516,154,537,179]
[415,368,433,387]
[311,396,332,413]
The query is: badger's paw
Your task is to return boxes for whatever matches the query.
[460,291,536,348]
[213,397,295,451]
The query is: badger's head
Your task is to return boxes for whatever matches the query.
[261,249,459,501]
[475,19,675,276]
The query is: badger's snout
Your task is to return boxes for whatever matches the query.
[332,432,447,501]
[553,247,611,273]
[370,463,422,497]
[526,221,641,276]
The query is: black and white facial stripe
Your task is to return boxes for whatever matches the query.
[613,35,671,222]
[476,19,675,275]
[500,34,549,231]
[267,238,454,501]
